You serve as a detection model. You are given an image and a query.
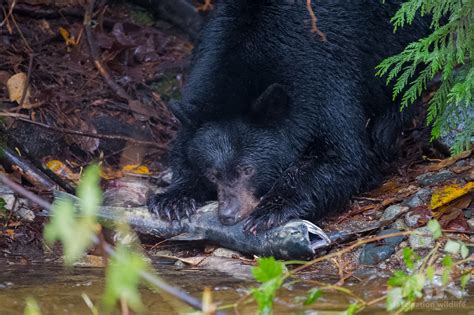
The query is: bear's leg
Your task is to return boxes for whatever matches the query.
[147,177,214,221]
[148,130,215,221]
[243,131,377,234]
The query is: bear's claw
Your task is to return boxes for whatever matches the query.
[243,197,296,234]
[147,192,198,222]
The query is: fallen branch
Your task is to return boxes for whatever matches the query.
[0,145,58,190]
[11,116,166,150]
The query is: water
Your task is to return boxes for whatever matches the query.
[0,264,473,314]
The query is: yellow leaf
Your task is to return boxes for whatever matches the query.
[122,164,151,175]
[45,159,80,182]
[99,167,123,180]
[430,182,474,210]
[59,26,76,46]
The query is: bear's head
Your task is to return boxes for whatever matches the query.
[173,84,295,225]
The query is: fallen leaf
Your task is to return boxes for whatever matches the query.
[59,26,77,46]
[45,160,80,183]
[430,182,474,210]
[122,164,151,175]
[100,167,123,180]
[427,150,472,172]
[7,72,32,108]
[432,193,472,219]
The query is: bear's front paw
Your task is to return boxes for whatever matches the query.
[147,192,199,222]
[243,196,296,235]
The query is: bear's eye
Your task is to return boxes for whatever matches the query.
[206,171,218,183]
[241,166,255,177]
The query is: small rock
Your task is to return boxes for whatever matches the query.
[359,229,405,265]
[11,206,35,222]
[174,260,185,268]
[391,218,408,230]
[416,170,455,186]
[381,204,408,221]
[467,218,474,229]
[409,226,434,249]
[438,109,474,150]
[402,188,432,208]
[404,206,432,228]
[212,247,242,258]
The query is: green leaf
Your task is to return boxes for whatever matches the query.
[251,277,283,315]
[460,273,470,290]
[427,220,442,240]
[402,247,417,269]
[304,288,322,305]
[251,257,285,283]
[23,298,42,315]
[43,164,101,265]
[103,245,148,312]
[442,255,453,268]
[426,265,435,281]
[388,271,409,287]
[341,303,360,315]
[460,243,469,259]
[77,164,102,217]
[386,287,404,312]
[444,240,461,255]
[250,257,285,315]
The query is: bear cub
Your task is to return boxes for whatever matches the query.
[148,0,429,233]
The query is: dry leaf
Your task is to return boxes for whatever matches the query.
[7,72,32,108]
[430,182,474,210]
[427,150,472,172]
[432,193,472,219]
[59,26,76,46]
[45,159,80,183]
[122,164,151,175]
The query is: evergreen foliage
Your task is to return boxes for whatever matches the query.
[377,0,474,153]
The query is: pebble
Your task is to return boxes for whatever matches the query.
[381,204,409,221]
[391,218,408,230]
[404,207,432,228]
[467,218,474,229]
[359,229,405,265]
[416,170,455,186]
[212,248,242,258]
[409,226,434,249]
[402,188,432,208]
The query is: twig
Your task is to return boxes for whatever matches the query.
[83,0,131,101]
[0,0,16,27]
[306,0,326,41]
[18,53,34,109]
[289,230,415,275]
[0,174,52,209]
[12,116,166,150]
[0,174,225,315]
[9,5,32,52]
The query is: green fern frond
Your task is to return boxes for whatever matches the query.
[377,0,474,154]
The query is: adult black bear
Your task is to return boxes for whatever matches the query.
[148,0,429,233]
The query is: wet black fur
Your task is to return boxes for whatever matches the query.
[148,0,430,233]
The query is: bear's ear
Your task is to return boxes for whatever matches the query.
[168,100,193,127]
[251,83,289,121]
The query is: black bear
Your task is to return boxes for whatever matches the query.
[148,0,429,233]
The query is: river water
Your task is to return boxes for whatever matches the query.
[0,263,473,314]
